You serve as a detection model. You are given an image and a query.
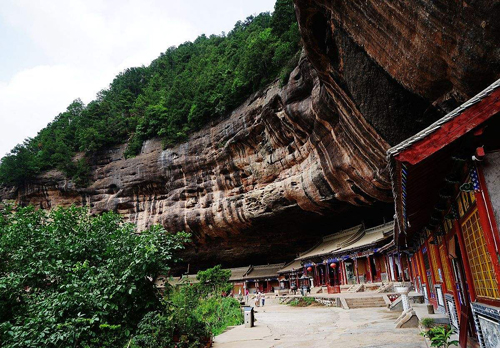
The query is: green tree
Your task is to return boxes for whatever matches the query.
[0,206,190,347]
[0,0,301,184]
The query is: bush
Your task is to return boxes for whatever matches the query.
[194,297,243,336]
[289,297,316,307]
[0,205,190,348]
[421,317,435,328]
[421,325,458,348]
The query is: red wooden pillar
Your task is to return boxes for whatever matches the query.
[343,260,348,285]
[366,255,373,283]
[391,254,399,281]
[341,261,346,285]
[416,249,429,300]
[325,263,330,285]
[384,255,392,281]
[454,219,477,302]
[354,258,360,284]
[442,233,462,317]
[397,253,405,281]
[407,254,414,283]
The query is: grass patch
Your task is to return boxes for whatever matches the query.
[289,297,316,307]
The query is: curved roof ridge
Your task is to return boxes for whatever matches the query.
[338,225,365,247]
[323,224,363,241]
[364,221,394,234]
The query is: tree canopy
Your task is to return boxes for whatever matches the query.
[0,0,300,187]
[0,205,191,347]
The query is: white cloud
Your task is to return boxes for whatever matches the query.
[0,0,276,157]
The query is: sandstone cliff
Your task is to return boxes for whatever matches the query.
[2,0,499,268]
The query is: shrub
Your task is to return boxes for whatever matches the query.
[421,317,435,328]
[194,296,243,336]
[289,297,316,307]
[421,325,458,348]
[0,205,190,348]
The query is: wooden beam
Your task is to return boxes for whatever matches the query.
[396,89,500,165]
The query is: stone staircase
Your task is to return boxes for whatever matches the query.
[345,296,387,309]
[347,284,364,293]
[376,283,394,293]
[310,286,325,294]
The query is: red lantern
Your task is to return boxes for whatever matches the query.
[330,263,337,269]
[306,266,313,272]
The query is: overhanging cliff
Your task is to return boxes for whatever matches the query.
[2,0,499,268]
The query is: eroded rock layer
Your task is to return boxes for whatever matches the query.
[295,0,500,143]
[1,57,393,267]
[2,0,499,267]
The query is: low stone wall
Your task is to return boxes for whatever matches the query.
[314,297,341,307]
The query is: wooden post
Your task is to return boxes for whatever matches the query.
[391,254,398,281]
[354,258,360,284]
[397,253,405,281]
[384,255,392,281]
[366,255,373,283]
[442,233,462,317]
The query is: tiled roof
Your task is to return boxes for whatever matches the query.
[227,266,252,281]
[331,222,392,255]
[244,263,285,280]
[278,259,303,274]
[296,225,363,260]
[296,222,393,261]
[167,274,199,287]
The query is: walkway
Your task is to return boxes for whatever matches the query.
[213,300,427,348]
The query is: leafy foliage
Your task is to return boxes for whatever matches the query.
[196,265,232,297]
[0,0,300,186]
[0,205,190,347]
[131,265,243,347]
[288,297,316,307]
[420,317,435,328]
[420,326,459,348]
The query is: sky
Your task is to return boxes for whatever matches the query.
[0,0,276,158]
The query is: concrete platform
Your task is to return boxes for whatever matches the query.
[214,299,426,348]
[412,304,450,325]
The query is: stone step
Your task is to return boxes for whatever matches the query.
[347,298,385,302]
[346,297,386,308]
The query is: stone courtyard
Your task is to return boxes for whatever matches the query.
[213,299,427,348]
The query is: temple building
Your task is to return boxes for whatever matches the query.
[388,79,500,348]
[277,260,304,293]
[227,266,252,296]
[294,222,394,293]
[228,263,284,294]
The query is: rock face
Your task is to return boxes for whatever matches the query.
[0,57,393,268]
[2,0,499,268]
[294,0,500,143]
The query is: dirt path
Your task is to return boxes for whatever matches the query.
[213,300,427,348]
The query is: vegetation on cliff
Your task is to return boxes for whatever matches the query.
[0,0,299,187]
[0,206,241,347]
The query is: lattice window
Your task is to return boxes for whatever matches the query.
[461,209,500,300]
[439,244,454,292]
[457,176,476,218]
[430,243,442,283]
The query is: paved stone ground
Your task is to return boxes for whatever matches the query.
[213,299,427,348]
